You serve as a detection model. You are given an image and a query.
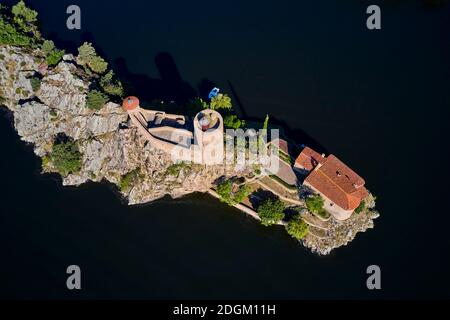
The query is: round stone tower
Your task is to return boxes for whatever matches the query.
[193,109,224,165]
[122,96,140,112]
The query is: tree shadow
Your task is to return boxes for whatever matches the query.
[227,80,329,157]
[249,188,278,209]
[114,52,197,112]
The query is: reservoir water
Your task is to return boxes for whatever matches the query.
[1,0,450,298]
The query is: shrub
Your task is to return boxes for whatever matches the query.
[86,90,108,110]
[77,42,108,74]
[100,70,124,97]
[46,48,64,66]
[305,194,325,214]
[30,76,41,92]
[223,114,245,129]
[216,179,251,205]
[210,93,232,111]
[12,0,37,32]
[166,162,190,177]
[41,40,64,66]
[233,184,251,203]
[51,140,82,176]
[0,18,31,46]
[355,200,366,214]
[119,169,140,192]
[41,40,54,55]
[286,215,309,240]
[216,179,234,205]
[257,198,285,226]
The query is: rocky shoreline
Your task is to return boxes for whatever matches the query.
[0,44,379,255]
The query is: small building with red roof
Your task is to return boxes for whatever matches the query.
[294,146,326,173]
[296,146,368,220]
[122,96,140,111]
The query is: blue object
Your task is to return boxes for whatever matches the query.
[208,87,220,100]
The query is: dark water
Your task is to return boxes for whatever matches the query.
[1,0,450,299]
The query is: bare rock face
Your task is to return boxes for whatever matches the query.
[0,45,231,205]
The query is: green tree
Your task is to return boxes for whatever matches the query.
[77,42,108,74]
[257,198,285,226]
[216,179,234,205]
[41,39,54,55]
[217,179,251,205]
[305,194,325,214]
[12,0,37,32]
[210,93,232,111]
[0,18,31,46]
[30,76,41,92]
[86,90,108,110]
[286,215,309,240]
[233,184,251,203]
[46,48,64,66]
[100,70,124,97]
[41,40,64,66]
[119,169,140,192]
[51,140,82,176]
[223,114,245,129]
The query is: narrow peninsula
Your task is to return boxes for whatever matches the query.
[0,1,379,255]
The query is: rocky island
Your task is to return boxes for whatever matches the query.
[0,1,379,255]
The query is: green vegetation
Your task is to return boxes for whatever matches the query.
[86,90,108,110]
[305,194,324,213]
[253,164,261,175]
[210,93,232,111]
[216,179,233,205]
[355,200,366,214]
[119,169,141,192]
[0,17,31,46]
[223,114,245,129]
[216,179,251,206]
[257,198,285,226]
[41,40,64,66]
[30,76,41,92]
[100,70,124,97]
[285,215,309,240]
[305,194,330,219]
[166,162,191,177]
[77,42,108,74]
[233,184,251,204]
[263,114,269,130]
[51,140,82,176]
[11,0,37,33]
[269,175,297,191]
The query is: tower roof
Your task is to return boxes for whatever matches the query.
[122,96,140,111]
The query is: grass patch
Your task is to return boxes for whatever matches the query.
[269,174,297,191]
[166,162,191,177]
[119,169,141,192]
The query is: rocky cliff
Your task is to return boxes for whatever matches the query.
[0,45,230,204]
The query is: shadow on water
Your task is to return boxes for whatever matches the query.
[114,52,197,110]
[227,80,329,155]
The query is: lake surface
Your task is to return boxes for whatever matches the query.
[1,0,450,299]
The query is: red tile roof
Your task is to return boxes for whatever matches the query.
[123,96,140,111]
[304,154,367,211]
[294,146,326,171]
